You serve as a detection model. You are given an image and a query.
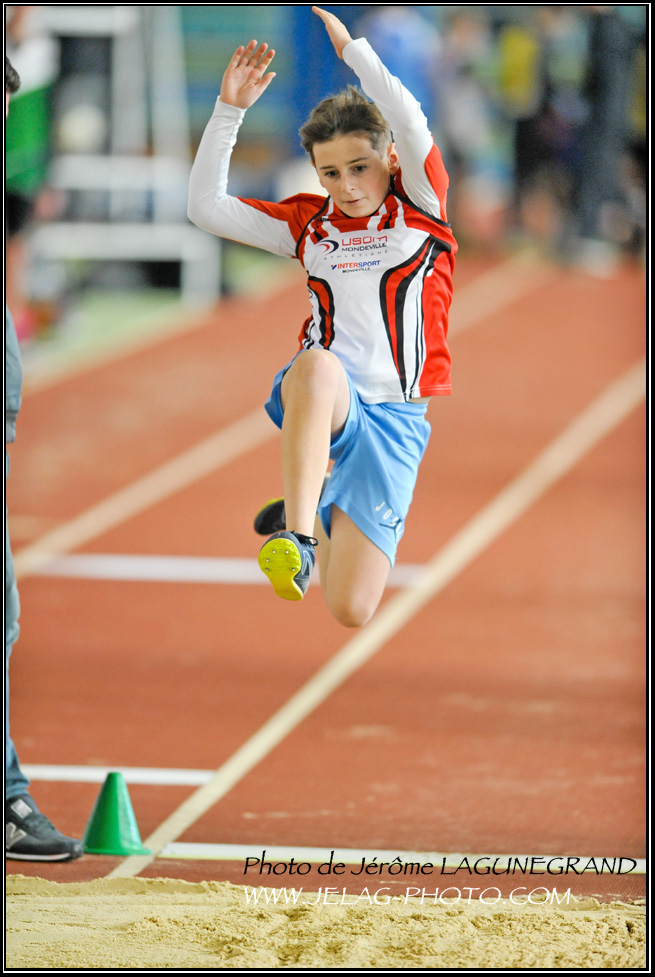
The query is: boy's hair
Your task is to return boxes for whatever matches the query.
[6,56,21,94]
[299,86,391,160]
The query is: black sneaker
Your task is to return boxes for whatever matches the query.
[258,531,317,601]
[254,496,286,535]
[5,794,84,862]
[254,474,331,536]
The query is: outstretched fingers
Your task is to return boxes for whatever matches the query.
[222,40,276,108]
[231,40,274,72]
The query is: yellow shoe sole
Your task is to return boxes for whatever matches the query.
[258,537,304,601]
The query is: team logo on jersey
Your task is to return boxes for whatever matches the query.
[316,235,390,256]
[342,235,388,249]
[316,239,340,254]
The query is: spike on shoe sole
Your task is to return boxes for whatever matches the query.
[258,537,304,601]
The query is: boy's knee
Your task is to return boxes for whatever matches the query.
[282,351,350,426]
[287,349,343,389]
[328,593,377,629]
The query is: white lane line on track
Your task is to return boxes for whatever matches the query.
[22,764,216,786]
[14,254,552,584]
[35,553,423,587]
[22,266,302,395]
[107,359,645,880]
[448,251,555,338]
[158,842,647,875]
[20,765,647,875]
[13,407,274,581]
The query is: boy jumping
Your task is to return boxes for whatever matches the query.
[188,7,457,627]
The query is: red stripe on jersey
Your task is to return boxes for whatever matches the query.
[416,250,453,394]
[381,240,433,391]
[309,222,330,247]
[298,314,312,348]
[377,197,399,231]
[306,277,335,348]
[237,193,326,246]
[423,145,450,221]
[392,170,455,247]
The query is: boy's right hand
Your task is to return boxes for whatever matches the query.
[313,6,353,60]
[220,40,276,109]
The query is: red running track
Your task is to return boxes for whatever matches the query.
[6,255,646,902]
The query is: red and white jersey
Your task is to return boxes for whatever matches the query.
[188,38,457,404]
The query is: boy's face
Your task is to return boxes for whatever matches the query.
[313,133,399,218]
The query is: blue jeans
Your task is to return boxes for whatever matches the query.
[5,450,30,801]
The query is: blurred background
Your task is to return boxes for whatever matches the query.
[5,4,648,364]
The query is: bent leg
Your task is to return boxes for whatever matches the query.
[319,506,391,629]
[280,350,350,537]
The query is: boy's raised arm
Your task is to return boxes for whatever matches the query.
[314,6,449,221]
[220,40,276,109]
[312,6,352,60]
[187,40,297,257]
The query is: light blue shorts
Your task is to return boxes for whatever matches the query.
[264,357,431,565]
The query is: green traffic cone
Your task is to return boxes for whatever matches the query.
[83,772,151,855]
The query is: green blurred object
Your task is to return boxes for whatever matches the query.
[82,772,151,856]
[5,85,52,198]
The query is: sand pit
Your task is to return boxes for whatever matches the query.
[5,875,646,969]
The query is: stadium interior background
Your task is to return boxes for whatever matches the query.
[5,4,647,365]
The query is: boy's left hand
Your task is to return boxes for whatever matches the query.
[313,6,353,60]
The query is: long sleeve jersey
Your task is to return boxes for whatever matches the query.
[188,38,457,404]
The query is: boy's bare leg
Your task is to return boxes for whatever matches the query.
[280,350,350,536]
[318,507,391,628]
[278,349,389,627]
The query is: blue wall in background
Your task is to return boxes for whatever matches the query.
[181,5,428,151]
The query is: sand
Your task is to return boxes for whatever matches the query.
[5,875,646,970]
